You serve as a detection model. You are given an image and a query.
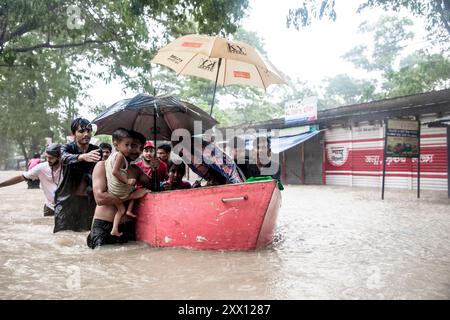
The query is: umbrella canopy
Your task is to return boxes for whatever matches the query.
[91,94,217,140]
[151,34,286,114]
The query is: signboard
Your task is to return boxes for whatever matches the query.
[385,119,419,158]
[285,96,318,124]
[327,146,349,167]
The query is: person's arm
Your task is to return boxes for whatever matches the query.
[61,143,100,164]
[61,143,80,165]
[112,153,129,185]
[0,175,25,188]
[77,150,101,163]
[92,161,122,206]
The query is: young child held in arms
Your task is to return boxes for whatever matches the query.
[105,128,138,236]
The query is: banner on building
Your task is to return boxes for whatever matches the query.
[285,96,318,124]
[385,119,420,158]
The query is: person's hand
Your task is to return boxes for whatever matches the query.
[127,178,136,186]
[164,182,172,190]
[149,158,160,169]
[192,180,202,188]
[80,150,101,162]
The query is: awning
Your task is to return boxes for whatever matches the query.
[423,115,450,127]
[271,130,321,153]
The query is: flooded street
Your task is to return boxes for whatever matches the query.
[0,170,449,300]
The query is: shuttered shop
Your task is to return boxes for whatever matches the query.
[324,120,448,191]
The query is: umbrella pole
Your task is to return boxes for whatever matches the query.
[153,103,159,191]
[209,58,222,116]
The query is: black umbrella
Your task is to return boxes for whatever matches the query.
[91,93,217,189]
[91,94,217,139]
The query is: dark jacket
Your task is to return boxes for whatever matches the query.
[54,142,99,232]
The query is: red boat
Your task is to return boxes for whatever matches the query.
[135,180,281,250]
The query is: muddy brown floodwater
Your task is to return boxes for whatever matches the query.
[0,170,449,299]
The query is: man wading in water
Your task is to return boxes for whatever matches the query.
[0,143,63,217]
[87,130,154,248]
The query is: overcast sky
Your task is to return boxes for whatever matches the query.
[82,0,429,120]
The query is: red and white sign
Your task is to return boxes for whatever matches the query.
[285,96,318,123]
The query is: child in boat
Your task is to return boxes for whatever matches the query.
[162,163,191,190]
[105,128,138,237]
[192,168,227,188]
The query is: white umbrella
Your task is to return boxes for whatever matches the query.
[152,34,286,115]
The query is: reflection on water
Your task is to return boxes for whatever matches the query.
[0,171,449,299]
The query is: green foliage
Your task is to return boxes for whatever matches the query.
[319,15,450,106]
[321,74,377,107]
[343,16,414,74]
[389,50,450,96]
[0,0,249,162]
[359,0,450,46]
[286,0,450,46]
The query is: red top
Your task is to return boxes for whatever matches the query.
[134,159,169,182]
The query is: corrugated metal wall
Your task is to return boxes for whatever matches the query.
[324,118,448,191]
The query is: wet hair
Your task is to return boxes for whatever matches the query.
[128,130,146,146]
[169,163,186,177]
[157,144,171,153]
[206,169,227,184]
[45,143,61,157]
[112,128,132,143]
[70,118,91,134]
[99,142,112,151]
[32,153,41,159]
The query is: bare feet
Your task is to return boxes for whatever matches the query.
[111,229,123,237]
[126,211,136,218]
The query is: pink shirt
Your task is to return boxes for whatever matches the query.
[28,158,41,170]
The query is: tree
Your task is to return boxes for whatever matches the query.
[0,0,250,162]
[334,15,450,100]
[321,74,377,107]
[286,0,450,46]
[389,50,450,96]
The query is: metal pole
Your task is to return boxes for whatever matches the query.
[209,58,222,116]
[417,120,421,198]
[153,103,159,191]
[381,118,388,200]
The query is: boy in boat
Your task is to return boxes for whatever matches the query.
[162,163,191,190]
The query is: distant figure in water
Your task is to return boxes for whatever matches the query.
[0,144,62,216]
[27,153,42,189]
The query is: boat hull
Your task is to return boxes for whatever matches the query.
[135,180,281,250]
